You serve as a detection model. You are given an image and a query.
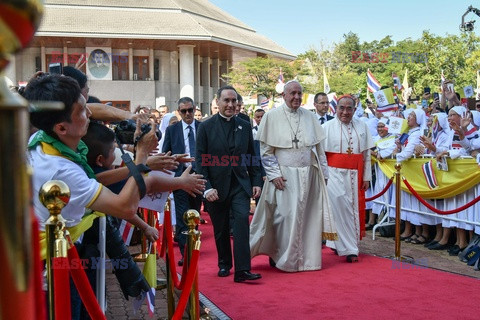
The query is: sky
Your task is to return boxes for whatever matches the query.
[210,0,480,55]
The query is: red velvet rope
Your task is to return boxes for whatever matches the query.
[161,208,189,290]
[402,177,480,215]
[172,249,200,320]
[53,257,71,320]
[365,177,394,201]
[67,238,106,320]
[32,215,47,319]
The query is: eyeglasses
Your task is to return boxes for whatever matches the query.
[180,108,194,114]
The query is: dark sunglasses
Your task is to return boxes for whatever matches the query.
[180,108,194,114]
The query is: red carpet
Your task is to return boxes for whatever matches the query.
[196,215,480,319]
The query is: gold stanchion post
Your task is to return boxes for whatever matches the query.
[390,163,413,263]
[39,180,71,320]
[133,208,148,262]
[184,209,201,320]
[394,163,402,259]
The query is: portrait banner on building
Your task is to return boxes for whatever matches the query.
[86,47,112,80]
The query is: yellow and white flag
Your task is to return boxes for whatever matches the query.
[374,88,397,112]
[475,70,480,99]
[402,69,410,102]
[388,116,409,135]
[323,67,330,94]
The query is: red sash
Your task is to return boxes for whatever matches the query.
[326,152,366,239]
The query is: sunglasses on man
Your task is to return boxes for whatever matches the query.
[180,108,194,114]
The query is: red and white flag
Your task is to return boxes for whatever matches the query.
[118,219,135,246]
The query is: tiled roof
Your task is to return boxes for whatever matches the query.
[38,0,295,59]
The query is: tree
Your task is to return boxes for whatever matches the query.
[223,56,295,99]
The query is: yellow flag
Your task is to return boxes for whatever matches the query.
[143,253,157,288]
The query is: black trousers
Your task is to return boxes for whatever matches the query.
[173,189,202,257]
[208,176,251,272]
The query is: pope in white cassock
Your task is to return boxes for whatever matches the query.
[249,80,337,272]
[323,95,374,263]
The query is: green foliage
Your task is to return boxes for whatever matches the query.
[224,31,480,102]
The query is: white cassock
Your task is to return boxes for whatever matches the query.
[323,117,374,256]
[249,104,336,272]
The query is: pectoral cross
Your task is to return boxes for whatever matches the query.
[292,136,299,149]
[346,147,353,154]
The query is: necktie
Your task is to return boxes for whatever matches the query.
[320,117,325,125]
[187,125,196,170]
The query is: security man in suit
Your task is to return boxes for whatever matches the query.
[196,86,263,283]
[314,92,334,124]
[162,96,202,266]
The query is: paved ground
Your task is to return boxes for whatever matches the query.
[104,227,479,319]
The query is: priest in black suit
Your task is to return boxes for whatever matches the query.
[195,86,263,283]
[314,92,334,124]
[162,96,202,266]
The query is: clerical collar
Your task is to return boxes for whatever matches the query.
[284,104,299,113]
[218,112,234,121]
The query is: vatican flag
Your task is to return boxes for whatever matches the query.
[388,116,409,135]
[374,87,397,113]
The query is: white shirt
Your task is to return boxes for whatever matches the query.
[28,144,102,230]
[182,120,196,158]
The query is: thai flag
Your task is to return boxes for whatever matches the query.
[422,160,438,189]
[392,73,402,90]
[327,93,337,115]
[260,98,270,108]
[367,69,381,93]
[146,288,155,317]
[465,124,479,141]
[118,219,135,246]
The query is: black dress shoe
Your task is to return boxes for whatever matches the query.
[448,245,460,256]
[269,257,276,267]
[218,268,230,277]
[428,242,449,250]
[234,271,262,283]
[424,240,438,248]
[178,258,184,266]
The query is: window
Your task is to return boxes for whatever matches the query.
[112,53,129,80]
[199,62,204,86]
[133,56,149,80]
[45,52,86,74]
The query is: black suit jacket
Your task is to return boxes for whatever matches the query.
[195,114,262,202]
[162,120,200,177]
[318,114,334,122]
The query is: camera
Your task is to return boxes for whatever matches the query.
[48,62,63,74]
[461,20,475,32]
[114,119,155,144]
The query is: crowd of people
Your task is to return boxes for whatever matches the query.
[17,65,480,319]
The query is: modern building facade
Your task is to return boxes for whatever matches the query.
[8,0,294,114]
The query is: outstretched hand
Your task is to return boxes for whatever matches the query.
[179,165,206,196]
[147,151,179,173]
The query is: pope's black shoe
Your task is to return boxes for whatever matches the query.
[218,268,230,277]
[234,271,262,283]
